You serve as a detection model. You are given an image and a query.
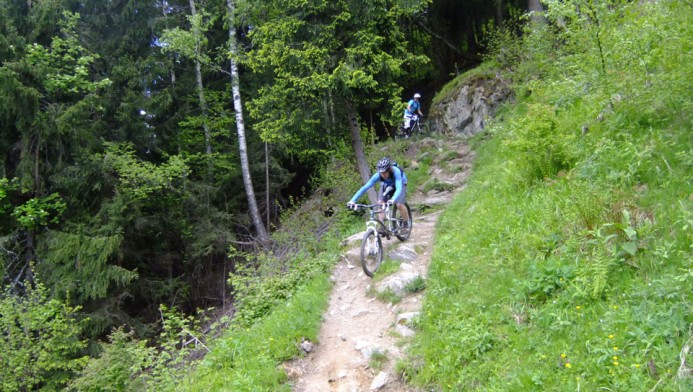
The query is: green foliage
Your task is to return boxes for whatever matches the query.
[0,279,87,391]
[0,178,16,214]
[25,11,111,96]
[503,103,577,184]
[187,274,332,391]
[227,246,335,328]
[406,1,693,390]
[11,192,66,229]
[159,8,215,64]
[514,254,574,304]
[369,285,402,304]
[101,142,189,201]
[69,305,205,391]
[38,230,137,302]
[245,0,431,154]
[404,275,426,293]
[369,349,389,372]
[68,328,153,392]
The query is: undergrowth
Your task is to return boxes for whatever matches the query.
[404,1,693,390]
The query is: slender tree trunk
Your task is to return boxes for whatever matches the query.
[495,0,504,27]
[25,229,35,282]
[34,138,39,191]
[265,141,270,229]
[189,0,214,179]
[226,0,270,243]
[159,2,177,87]
[345,100,376,204]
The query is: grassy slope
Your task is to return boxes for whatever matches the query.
[406,1,692,390]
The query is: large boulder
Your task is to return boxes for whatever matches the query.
[430,74,513,137]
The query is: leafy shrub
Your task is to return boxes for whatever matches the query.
[503,104,577,184]
[0,280,87,391]
[515,255,574,304]
[69,306,204,391]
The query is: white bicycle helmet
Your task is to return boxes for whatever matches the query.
[413,93,421,99]
[376,157,391,172]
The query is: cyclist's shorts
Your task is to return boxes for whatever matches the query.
[403,114,413,128]
[378,183,407,205]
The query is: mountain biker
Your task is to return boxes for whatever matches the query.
[347,157,410,233]
[403,93,424,138]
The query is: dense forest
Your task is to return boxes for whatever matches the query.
[3,0,690,391]
[0,0,526,334]
[0,0,532,389]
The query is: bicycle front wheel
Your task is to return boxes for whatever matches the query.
[411,123,421,138]
[360,229,383,277]
[389,203,413,241]
[419,122,430,137]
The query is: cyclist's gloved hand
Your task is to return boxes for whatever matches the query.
[386,200,394,207]
[346,201,355,210]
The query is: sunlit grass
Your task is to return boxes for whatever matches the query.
[406,1,693,390]
[185,273,332,391]
[369,350,389,372]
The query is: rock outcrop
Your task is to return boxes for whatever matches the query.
[429,74,513,137]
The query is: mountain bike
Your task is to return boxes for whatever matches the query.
[348,202,412,277]
[396,115,429,140]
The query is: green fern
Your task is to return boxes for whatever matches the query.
[590,249,611,299]
[575,247,614,300]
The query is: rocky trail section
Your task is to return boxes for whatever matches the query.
[285,137,475,392]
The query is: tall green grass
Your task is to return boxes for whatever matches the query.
[184,274,332,391]
[405,1,693,390]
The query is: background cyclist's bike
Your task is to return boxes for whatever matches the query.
[396,115,429,140]
[348,202,412,277]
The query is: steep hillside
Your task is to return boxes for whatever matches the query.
[399,1,693,390]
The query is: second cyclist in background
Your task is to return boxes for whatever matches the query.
[403,93,424,138]
[347,157,410,233]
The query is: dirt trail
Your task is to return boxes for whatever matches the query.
[285,137,474,392]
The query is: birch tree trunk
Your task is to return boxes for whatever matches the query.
[345,100,377,204]
[189,0,214,179]
[265,141,270,229]
[226,0,270,242]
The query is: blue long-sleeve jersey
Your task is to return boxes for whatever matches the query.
[349,166,407,203]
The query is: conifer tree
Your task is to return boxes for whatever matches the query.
[245,0,431,202]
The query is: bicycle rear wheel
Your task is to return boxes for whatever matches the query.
[390,203,413,241]
[360,229,383,277]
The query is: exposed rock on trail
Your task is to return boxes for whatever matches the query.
[285,136,474,392]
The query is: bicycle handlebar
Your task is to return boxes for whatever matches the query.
[347,203,389,212]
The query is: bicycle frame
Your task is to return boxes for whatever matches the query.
[397,114,426,139]
[362,204,398,238]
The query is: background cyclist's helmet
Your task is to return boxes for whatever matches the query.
[376,157,391,172]
[413,93,421,99]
